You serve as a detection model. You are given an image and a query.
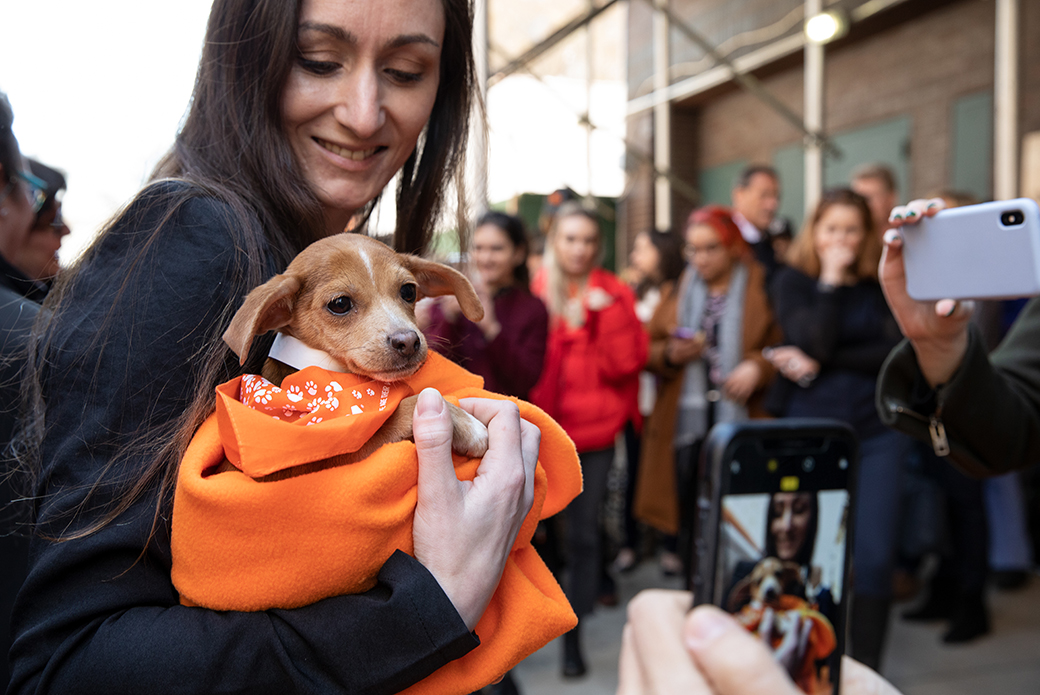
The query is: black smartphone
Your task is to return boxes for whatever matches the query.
[690,419,857,695]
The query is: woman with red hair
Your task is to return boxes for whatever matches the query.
[634,205,781,575]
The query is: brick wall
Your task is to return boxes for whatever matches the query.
[690,0,997,198]
[620,0,1039,250]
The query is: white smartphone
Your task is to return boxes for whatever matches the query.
[901,198,1040,300]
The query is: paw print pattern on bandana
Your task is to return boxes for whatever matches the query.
[239,369,407,428]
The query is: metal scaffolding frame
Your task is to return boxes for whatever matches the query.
[484,0,1022,231]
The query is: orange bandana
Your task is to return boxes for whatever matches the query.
[214,367,412,479]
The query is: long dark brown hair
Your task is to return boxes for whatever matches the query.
[17,0,478,542]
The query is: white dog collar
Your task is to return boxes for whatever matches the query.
[268,333,348,373]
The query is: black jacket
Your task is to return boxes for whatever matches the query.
[8,184,476,695]
[1,286,39,692]
[877,296,1040,478]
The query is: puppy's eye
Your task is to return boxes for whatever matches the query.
[327,296,353,315]
[400,283,417,304]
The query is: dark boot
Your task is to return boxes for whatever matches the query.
[902,573,957,621]
[943,593,990,643]
[562,624,587,678]
[850,595,891,672]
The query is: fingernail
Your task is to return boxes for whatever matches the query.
[415,388,444,417]
[890,212,903,222]
[928,198,945,209]
[685,607,731,651]
[883,229,901,245]
[906,209,918,218]
[936,299,957,317]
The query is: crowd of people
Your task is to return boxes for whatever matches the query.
[0,1,1037,694]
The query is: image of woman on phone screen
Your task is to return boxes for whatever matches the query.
[723,491,842,694]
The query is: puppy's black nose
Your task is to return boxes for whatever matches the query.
[389,330,421,357]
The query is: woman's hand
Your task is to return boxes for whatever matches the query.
[618,589,902,695]
[818,243,857,286]
[722,359,762,405]
[759,607,811,679]
[411,388,539,630]
[666,332,705,366]
[879,198,973,387]
[472,276,503,341]
[764,346,819,386]
[586,286,616,311]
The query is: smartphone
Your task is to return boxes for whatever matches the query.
[901,198,1040,300]
[691,420,857,695]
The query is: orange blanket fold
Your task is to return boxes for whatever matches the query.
[171,352,582,694]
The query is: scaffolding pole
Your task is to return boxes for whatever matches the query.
[804,0,824,213]
[994,0,1019,201]
[653,0,672,231]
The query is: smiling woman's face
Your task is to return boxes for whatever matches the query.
[281,0,445,229]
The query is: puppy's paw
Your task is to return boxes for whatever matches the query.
[449,405,489,458]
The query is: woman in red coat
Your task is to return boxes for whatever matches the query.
[530,202,647,677]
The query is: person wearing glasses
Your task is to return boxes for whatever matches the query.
[0,119,52,301]
[22,159,69,289]
[0,90,47,693]
[635,205,780,581]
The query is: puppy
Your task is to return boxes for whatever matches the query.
[727,557,806,612]
[221,233,490,479]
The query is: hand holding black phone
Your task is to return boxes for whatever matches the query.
[691,420,858,695]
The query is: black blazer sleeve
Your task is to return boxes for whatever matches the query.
[9,189,476,695]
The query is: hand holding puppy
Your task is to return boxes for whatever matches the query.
[411,389,540,630]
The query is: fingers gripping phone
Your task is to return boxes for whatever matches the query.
[691,420,857,695]
[902,198,1040,300]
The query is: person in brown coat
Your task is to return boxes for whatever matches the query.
[634,206,781,573]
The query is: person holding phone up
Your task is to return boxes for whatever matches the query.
[877,197,1040,477]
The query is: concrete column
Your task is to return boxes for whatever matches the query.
[804,0,824,215]
[653,0,671,231]
[994,0,1019,200]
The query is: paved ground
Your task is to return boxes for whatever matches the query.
[510,560,1040,695]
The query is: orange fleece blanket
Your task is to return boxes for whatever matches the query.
[171,352,582,694]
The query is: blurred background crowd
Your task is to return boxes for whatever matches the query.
[3,0,1040,693]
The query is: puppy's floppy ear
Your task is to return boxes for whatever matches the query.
[223,274,301,365]
[726,575,754,612]
[400,255,485,322]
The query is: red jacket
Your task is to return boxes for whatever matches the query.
[530,267,648,452]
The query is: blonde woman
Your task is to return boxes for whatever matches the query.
[529,202,647,677]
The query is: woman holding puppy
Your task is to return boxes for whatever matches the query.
[9,1,539,693]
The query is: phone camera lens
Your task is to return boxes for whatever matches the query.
[802,456,815,472]
[730,461,741,475]
[1001,210,1024,226]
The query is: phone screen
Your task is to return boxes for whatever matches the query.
[698,426,854,695]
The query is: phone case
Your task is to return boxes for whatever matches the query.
[902,198,1040,301]
[690,420,858,695]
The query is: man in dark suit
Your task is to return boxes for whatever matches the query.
[731,164,782,282]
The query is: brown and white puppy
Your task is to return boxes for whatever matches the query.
[727,557,806,612]
[222,233,489,478]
